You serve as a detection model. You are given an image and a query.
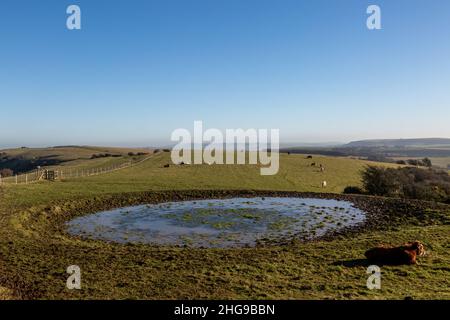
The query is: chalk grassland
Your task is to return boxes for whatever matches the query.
[0,146,152,183]
[0,152,449,300]
[2,152,399,205]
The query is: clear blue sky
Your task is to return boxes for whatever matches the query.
[1,0,450,148]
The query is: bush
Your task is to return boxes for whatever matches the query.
[405,158,433,167]
[422,157,432,167]
[0,168,14,177]
[361,166,450,203]
[91,153,115,159]
[407,159,420,166]
[343,186,364,194]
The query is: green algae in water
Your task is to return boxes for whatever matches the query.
[67,197,366,248]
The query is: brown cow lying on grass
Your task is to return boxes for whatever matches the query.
[365,241,426,265]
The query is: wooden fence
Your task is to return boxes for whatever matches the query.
[0,154,154,185]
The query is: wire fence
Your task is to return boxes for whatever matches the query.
[0,154,154,185]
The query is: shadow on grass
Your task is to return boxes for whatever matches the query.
[332,259,371,268]
[333,259,420,267]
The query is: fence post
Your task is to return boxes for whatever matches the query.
[0,174,2,185]
[15,175,18,184]
[25,174,28,184]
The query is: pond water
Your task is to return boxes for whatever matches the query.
[66,197,366,248]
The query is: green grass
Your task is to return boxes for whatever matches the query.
[1,152,399,206]
[0,146,152,178]
[0,152,449,300]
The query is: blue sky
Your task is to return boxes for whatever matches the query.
[1,0,450,148]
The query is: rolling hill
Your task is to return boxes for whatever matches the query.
[345,138,450,148]
[0,146,152,175]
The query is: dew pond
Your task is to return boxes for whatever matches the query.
[66,197,366,248]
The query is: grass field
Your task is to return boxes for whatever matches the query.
[2,151,399,202]
[0,146,152,176]
[0,151,449,300]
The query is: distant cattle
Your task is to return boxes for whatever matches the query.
[311,162,316,166]
[306,155,313,159]
[163,164,170,168]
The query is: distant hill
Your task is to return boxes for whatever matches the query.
[281,138,450,167]
[345,138,450,148]
[0,146,152,174]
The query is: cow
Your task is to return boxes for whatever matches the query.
[365,241,426,265]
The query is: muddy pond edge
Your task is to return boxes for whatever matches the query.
[29,190,450,246]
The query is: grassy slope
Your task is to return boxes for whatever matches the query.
[0,146,152,174]
[0,152,449,300]
[3,152,398,206]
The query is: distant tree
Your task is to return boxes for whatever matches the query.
[396,160,407,165]
[422,157,432,167]
[407,159,420,166]
[91,153,115,159]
